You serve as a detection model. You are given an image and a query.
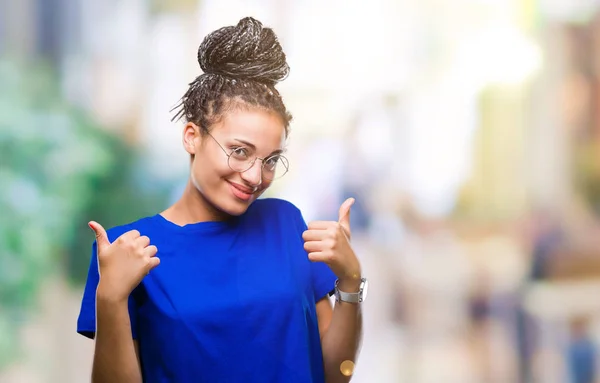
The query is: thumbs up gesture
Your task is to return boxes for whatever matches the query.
[302,198,362,284]
[89,221,160,303]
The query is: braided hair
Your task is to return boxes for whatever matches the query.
[172,17,292,135]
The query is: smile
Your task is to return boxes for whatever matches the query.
[227,181,256,201]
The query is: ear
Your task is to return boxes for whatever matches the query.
[183,122,200,155]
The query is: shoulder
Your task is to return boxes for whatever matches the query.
[103,215,157,243]
[246,198,307,234]
[249,198,302,218]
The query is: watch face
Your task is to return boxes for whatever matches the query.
[361,279,369,302]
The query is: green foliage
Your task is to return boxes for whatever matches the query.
[65,143,171,286]
[0,58,170,368]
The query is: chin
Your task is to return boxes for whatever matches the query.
[220,201,251,217]
[214,191,262,218]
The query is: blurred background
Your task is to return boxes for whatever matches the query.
[2,0,600,382]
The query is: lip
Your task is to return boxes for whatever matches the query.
[227,181,256,201]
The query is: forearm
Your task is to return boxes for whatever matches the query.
[321,280,363,383]
[92,290,142,383]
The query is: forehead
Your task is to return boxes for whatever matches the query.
[213,108,286,150]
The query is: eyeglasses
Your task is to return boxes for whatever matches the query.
[207,132,289,181]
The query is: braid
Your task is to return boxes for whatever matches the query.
[172,17,292,134]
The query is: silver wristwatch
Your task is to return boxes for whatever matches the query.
[334,278,368,303]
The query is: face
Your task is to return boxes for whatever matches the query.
[183,107,286,219]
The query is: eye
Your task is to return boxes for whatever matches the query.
[264,155,280,169]
[230,147,249,159]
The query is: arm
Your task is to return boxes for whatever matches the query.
[86,221,159,383]
[92,291,142,383]
[317,280,363,383]
[302,198,364,383]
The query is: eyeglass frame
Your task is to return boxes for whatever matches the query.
[205,131,289,180]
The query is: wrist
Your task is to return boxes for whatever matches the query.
[337,276,362,293]
[96,282,129,305]
[334,276,368,304]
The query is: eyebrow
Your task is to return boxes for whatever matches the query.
[234,138,284,155]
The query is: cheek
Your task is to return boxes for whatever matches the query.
[195,149,230,173]
[191,155,232,187]
[258,179,273,191]
[252,180,273,199]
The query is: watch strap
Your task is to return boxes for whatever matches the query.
[334,278,365,303]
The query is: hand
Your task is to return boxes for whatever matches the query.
[89,221,160,303]
[302,198,362,286]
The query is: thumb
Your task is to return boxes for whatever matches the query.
[88,221,110,251]
[338,197,355,236]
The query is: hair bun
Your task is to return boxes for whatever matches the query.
[197,17,289,86]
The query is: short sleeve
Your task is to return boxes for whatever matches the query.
[289,202,337,302]
[311,260,337,302]
[76,240,139,340]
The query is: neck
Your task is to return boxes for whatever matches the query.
[161,180,229,225]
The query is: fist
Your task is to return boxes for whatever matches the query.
[89,221,160,302]
[302,198,361,281]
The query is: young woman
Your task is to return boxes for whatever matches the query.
[77,17,367,383]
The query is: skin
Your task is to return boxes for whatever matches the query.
[162,107,285,224]
[89,106,363,383]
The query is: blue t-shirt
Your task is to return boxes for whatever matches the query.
[77,198,337,383]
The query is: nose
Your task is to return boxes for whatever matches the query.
[240,159,262,186]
